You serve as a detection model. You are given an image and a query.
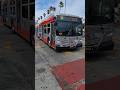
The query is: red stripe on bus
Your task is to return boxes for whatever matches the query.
[51,41,56,49]
[16,27,30,41]
[43,36,48,44]
[21,28,30,41]
[40,16,55,25]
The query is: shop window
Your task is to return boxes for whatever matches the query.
[5,8,7,15]
[29,4,35,20]
[29,0,34,3]
[22,0,28,4]
[22,5,28,18]
[0,1,1,15]
[10,7,12,14]
[13,0,15,4]
[13,7,15,15]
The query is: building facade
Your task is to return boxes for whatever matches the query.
[86,0,120,23]
[0,0,35,44]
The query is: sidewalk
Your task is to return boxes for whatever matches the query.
[0,25,34,90]
[35,58,85,90]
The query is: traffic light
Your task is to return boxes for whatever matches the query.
[49,6,56,11]
[53,7,56,11]
[49,6,53,11]
[47,10,50,14]
[43,13,46,17]
[38,17,40,20]
[40,16,42,19]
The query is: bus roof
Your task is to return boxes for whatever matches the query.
[56,14,81,18]
[39,15,55,26]
[39,14,82,26]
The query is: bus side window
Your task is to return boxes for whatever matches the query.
[44,29,46,34]
[47,24,48,35]
[48,23,50,27]
[51,23,55,39]
[44,25,46,34]
[47,23,50,34]
[48,28,50,34]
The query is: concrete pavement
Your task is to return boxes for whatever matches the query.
[35,36,85,90]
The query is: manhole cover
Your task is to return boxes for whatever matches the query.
[36,68,46,73]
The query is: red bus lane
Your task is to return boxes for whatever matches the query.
[52,59,85,90]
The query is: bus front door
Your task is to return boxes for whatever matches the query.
[50,23,55,48]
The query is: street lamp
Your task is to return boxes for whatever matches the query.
[65,0,66,13]
[43,13,46,17]
[40,16,42,19]
[49,6,56,15]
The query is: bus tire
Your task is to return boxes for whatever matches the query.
[55,47,61,52]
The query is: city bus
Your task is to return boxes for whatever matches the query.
[37,14,83,50]
[1,0,35,45]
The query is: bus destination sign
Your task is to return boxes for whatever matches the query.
[57,15,79,22]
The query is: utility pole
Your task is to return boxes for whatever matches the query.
[65,0,66,13]
[59,1,64,14]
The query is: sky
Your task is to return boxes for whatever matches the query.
[35,0,85,20]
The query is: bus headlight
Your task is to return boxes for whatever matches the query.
[56,36,61,41]
[75,40,78,43]
[56,40,61,45]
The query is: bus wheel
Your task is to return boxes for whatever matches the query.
[55,46,61,52]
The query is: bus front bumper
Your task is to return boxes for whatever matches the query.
[56,43,82,49]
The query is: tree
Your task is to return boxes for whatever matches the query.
[38,17,40,20]
[49,6,56,14]
[59,1,64,13]
[40,16,42,19]
[43,13,46,17]
[47,9,50,14]
[59,1,64,8]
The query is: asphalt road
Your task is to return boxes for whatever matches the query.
[35,36,85,90]
[0,25,34,90]
[86,24,120,84]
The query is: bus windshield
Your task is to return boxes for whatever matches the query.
[56,21,82,36]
